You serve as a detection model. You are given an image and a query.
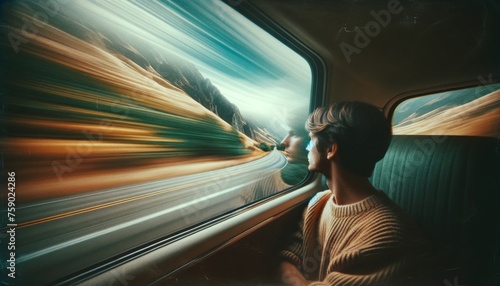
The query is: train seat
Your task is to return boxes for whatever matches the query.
[370,135,499,285]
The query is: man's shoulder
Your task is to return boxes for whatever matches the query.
[307,190,331,207]
[374,191,414,222]
[367,191,425,241]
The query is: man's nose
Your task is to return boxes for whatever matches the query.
[280,136,290,147]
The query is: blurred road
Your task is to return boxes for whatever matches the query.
[7,150,287,285]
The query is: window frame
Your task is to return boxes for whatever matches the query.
[384,80,500,123]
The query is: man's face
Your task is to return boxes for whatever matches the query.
[306,133,329,174]
[280,130,307,163]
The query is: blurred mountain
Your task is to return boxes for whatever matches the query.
[91,32,258,140]
[153,59,257,140]
[37,5,275,146]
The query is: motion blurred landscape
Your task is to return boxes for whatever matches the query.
[1,3,281,201]
[393,86,500,137]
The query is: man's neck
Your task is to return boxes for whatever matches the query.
[325,166,376,205]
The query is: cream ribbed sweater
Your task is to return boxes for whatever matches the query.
[281,190,423,286]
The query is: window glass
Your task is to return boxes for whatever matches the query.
[1,0,311,283]
[393,84,500,137]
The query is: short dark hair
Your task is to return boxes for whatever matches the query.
[306,101,392,177]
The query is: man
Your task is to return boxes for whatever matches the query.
[280,129,308,163]
[240,109,310,202]
[279,109,310,185]
[279,101,426,286]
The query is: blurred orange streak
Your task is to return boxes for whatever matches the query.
[5,138,179,157]
[9,153,267,203]
[394,90,500,137]
[8,118,158,137]
[13,20,220,121]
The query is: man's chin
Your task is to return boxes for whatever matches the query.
[288,157,309,164]
[284,152,295,162]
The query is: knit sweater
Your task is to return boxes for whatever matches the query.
[281,190,424,286]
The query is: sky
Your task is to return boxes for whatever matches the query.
[61,0,312,119]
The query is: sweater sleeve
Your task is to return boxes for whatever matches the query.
[280,191,331,269]
[279,208,306,268]
[308,255,406,286]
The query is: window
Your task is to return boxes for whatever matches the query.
[392,84,500,137]
[1,0,312,284]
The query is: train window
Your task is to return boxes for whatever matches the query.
[1,0,312,284]
[392,84,500,137]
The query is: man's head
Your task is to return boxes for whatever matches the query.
[305,101,392,177]
[280,108,309,163]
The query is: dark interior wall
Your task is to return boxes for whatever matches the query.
[248,0,500,108]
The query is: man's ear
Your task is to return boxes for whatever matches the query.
[326,142,338,160]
